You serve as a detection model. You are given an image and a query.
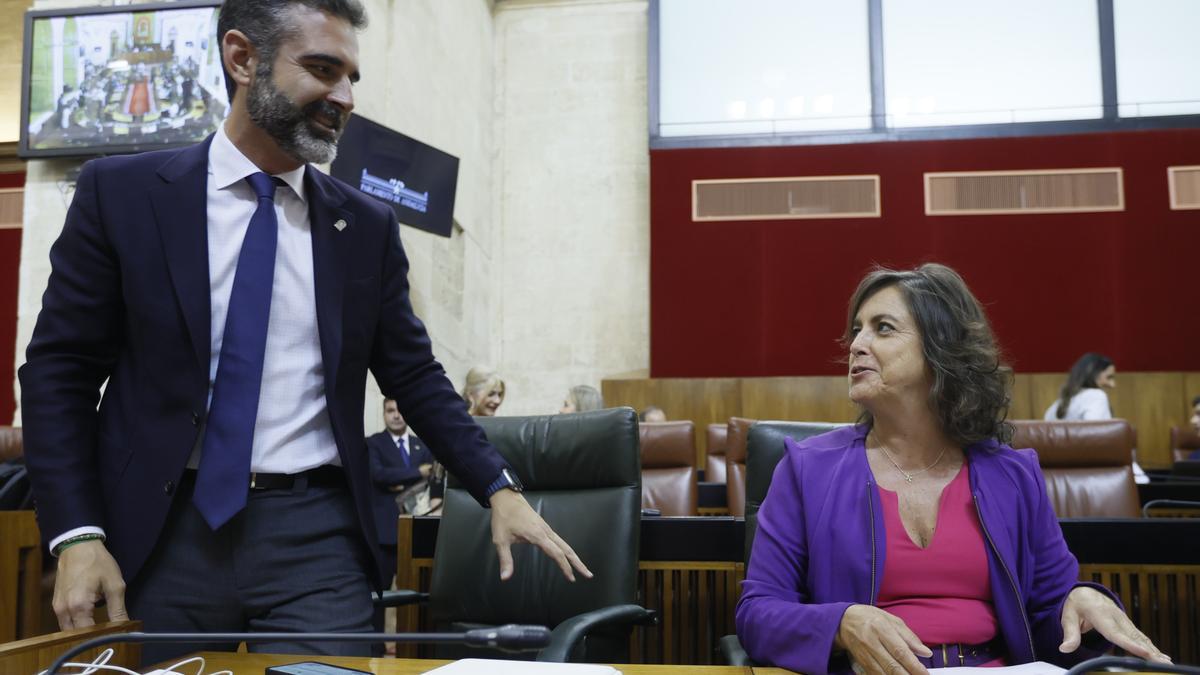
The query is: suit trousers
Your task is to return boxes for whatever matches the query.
[127,471,375,666]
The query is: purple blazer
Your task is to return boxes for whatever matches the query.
[735,425,1115,674]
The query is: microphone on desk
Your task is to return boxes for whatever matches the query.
[43,625,552,675]
[1063,655,1200,675]
[463,624,552,650]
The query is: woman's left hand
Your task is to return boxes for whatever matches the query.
[1060,586,1171,663]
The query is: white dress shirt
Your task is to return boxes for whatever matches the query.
[1043,388,1111,421]
[195,123,338,474]
[52,124,338,553]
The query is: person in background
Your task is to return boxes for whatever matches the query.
[640,406,667,423]
[560,385,604,414]
[1044,353,1115,420]
[463,366,505,416]
[367,398,432,585]
[736,264,1167,675]
[1043,353,1147,483]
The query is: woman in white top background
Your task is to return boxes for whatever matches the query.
[1044,352,1148,482]
[1044,352,1116,420]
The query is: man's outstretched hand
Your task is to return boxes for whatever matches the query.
[488,488,593,582]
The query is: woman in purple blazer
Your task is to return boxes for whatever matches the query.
[735,264,1169,675]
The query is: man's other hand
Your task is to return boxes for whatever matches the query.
[54,539,128,629]
[418,463,433,478]
[488,488,593,582]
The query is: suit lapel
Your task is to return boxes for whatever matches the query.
[306,169,355,395]
[151,139,214,381]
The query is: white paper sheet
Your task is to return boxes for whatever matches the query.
[934,662,1066,675]
[420,659,621,675]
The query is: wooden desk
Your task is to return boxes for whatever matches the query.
[185,652,755,674]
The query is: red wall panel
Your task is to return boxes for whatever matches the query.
[0,171,25,424]
[650,129,1200,377]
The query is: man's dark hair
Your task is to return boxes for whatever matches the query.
[844,263,1014,446]
[1192,395,1200,408]
[382,398,396,409]
[217,0,367,101]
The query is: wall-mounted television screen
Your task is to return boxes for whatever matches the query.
[331,114,460,238]
[18,0,227,159]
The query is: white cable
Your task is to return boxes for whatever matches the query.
[155,655,230,675]
[63,666,142,675]
[160,656,204,675]
[36,648,142,675]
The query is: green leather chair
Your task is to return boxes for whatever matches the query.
[428,407,655,662]
[719,421,848,666]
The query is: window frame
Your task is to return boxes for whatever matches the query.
[648,0,1200,150]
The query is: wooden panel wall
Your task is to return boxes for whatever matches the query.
[603,378,743,468]
[604,372,1200,469]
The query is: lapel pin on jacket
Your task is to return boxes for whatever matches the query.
[333,219,347,231]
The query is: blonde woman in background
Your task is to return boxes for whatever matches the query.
[559,385,604,413]
[463,366,505,416]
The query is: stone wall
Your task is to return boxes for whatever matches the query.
[491,0,649,416]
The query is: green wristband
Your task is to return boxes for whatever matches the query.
[53,533,105,557]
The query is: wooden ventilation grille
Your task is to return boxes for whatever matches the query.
[1169,166,1200,210]
[692,175,880,221]
[924,168,1124,216]
[0,188,23,229]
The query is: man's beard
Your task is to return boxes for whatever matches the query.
[246,64,345,165]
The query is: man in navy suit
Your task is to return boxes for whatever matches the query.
[368,397,433,582]
[19,0,588,661]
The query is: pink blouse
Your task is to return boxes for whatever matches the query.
[876,463,999,647]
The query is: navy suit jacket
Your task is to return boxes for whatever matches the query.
[366,431,432,546]
[19,137,507,586]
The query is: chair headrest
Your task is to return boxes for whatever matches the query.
[706,423,727,456]
[469,407,641,489]
[1008,419,1134,467]
[639,421,695,468]
[746,422,848,506]
[1170,426,1200,451]
[725,417,756,462]
[0,426,23,463]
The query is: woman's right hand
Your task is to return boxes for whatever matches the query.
[836,605,932,675]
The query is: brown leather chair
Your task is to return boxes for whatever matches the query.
[640,421,698,516]
[724,417,756,517]
[705,423,728,484]
[1170,426,1200,462]
[0,426,22,462]
[1009,419,1140,518]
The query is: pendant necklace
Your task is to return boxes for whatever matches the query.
[877,444,947,483]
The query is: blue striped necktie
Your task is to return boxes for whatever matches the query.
[194,172,279,530]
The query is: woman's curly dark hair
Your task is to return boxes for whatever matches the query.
[845,263,1014,446]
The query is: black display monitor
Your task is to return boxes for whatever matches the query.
[330,114,459,238]
[18,0,226,159]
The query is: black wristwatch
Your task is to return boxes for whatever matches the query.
[485,468,524,499]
